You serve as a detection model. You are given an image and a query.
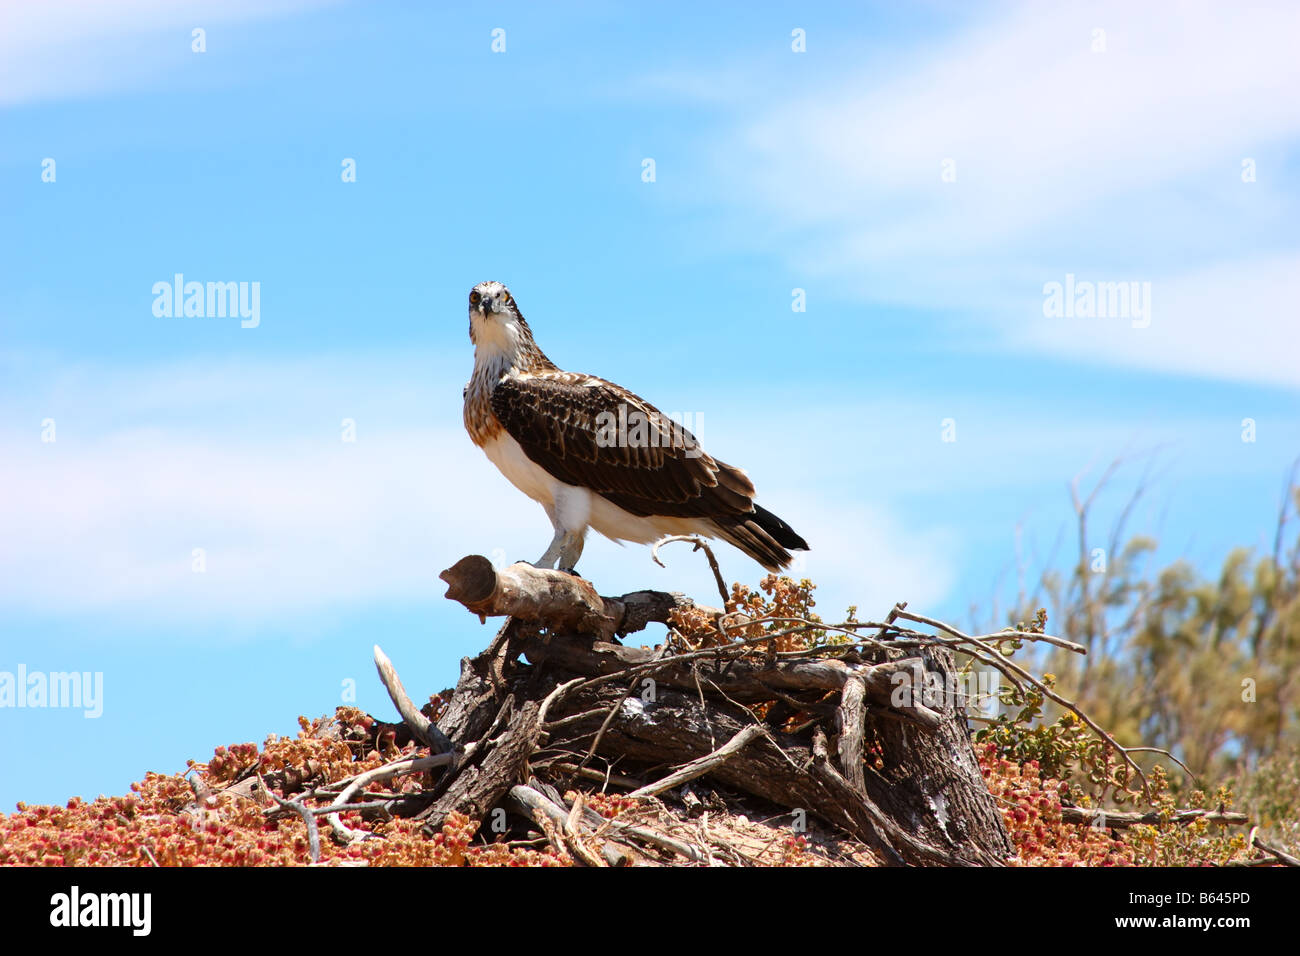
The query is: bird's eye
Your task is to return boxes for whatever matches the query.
[501,292,511,306]
[469,290,481,306]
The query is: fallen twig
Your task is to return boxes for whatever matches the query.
[1059,806,1249,829]
[258,774,321,864]
[651,535,730,606]
[629,724,767,799]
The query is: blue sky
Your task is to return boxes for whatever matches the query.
[2,0,1298,808]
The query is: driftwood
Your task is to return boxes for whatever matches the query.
[402,557,1014,865]
[439,555,702,641]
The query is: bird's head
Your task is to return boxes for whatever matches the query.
[469,280,515,323]
[467,281,546,370]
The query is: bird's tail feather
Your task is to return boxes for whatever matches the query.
[752,503,810,552]
[712,506,809,572]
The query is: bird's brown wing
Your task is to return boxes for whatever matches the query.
[489,371,756,519]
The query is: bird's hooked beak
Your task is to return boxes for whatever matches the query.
[479,294,497,315]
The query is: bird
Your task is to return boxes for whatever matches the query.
[461,280,809,574]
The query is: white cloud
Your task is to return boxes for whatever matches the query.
[667,1,1300,387]
[1018,252,1300,388]
[3,425,501,615]
[724,2,1300,240]
[0,0,340,106]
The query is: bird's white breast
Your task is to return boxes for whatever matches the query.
[480,431,559,508]
[478,429,706,545]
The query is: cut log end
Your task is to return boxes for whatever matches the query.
[440,554,498,605]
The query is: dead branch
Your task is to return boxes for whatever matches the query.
[258,774,321,864]
[1250,834,1300,867]
[651,534,730,606]
[373,644,451,753]
[518,634,944,731]
[1060,806,1249,829]
[836,676,867,794]
[507,785,701,864]
[629,724,767,799]
[440,555,710,640]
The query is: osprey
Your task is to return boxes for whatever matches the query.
[462,281,809,573]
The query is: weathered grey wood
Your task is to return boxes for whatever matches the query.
[397,554,1017,866]
[508,785,639,866]
[851,644,1013,863]
[837,675,867,794]
[440,664,491,744]
[373,644,451,753]
[440,556,709,640]
[628,724,767,799]
[520,634,943,730]
[418,699,541,829]
[1061,806,1249,829]
[546,678,1009,866]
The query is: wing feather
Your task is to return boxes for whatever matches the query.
[490,372,756,519]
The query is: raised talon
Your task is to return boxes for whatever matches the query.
[559,567,583,578]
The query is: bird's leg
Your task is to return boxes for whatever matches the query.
[534,527,566,569]
[557,529,586,576]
